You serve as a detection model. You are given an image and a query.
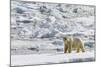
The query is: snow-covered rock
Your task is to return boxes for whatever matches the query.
[11,0,95,39]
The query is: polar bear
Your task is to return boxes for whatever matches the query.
[63,36,85,53]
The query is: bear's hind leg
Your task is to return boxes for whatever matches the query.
[76,47,80,53]
[81,47,85,52]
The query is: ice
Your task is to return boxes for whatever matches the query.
[11,51,95,66]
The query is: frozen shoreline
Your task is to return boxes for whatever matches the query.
[11,51,95,66]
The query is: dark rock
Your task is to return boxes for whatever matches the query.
[15,7,24,14]
[84,42,94,48]
[28,47,39,51]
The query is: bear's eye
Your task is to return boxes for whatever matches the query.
[64,38,66,40]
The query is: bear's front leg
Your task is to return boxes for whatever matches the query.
[68,49,71,53]
[64,45,68,53]
[68,44,72,53]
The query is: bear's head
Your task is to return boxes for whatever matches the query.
[63,37,71,42]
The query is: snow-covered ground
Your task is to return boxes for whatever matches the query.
[11,0,95,66]
[11,51,95,66]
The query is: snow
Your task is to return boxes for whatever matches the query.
[11,51,95,66]
[11,0,95,39]
[10,0,95,66]
[11,39,56,49]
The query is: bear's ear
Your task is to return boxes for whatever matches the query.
[67,38,71,41]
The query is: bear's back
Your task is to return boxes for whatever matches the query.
[72,37,82,48]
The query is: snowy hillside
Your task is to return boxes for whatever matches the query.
[11,0,95,39]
